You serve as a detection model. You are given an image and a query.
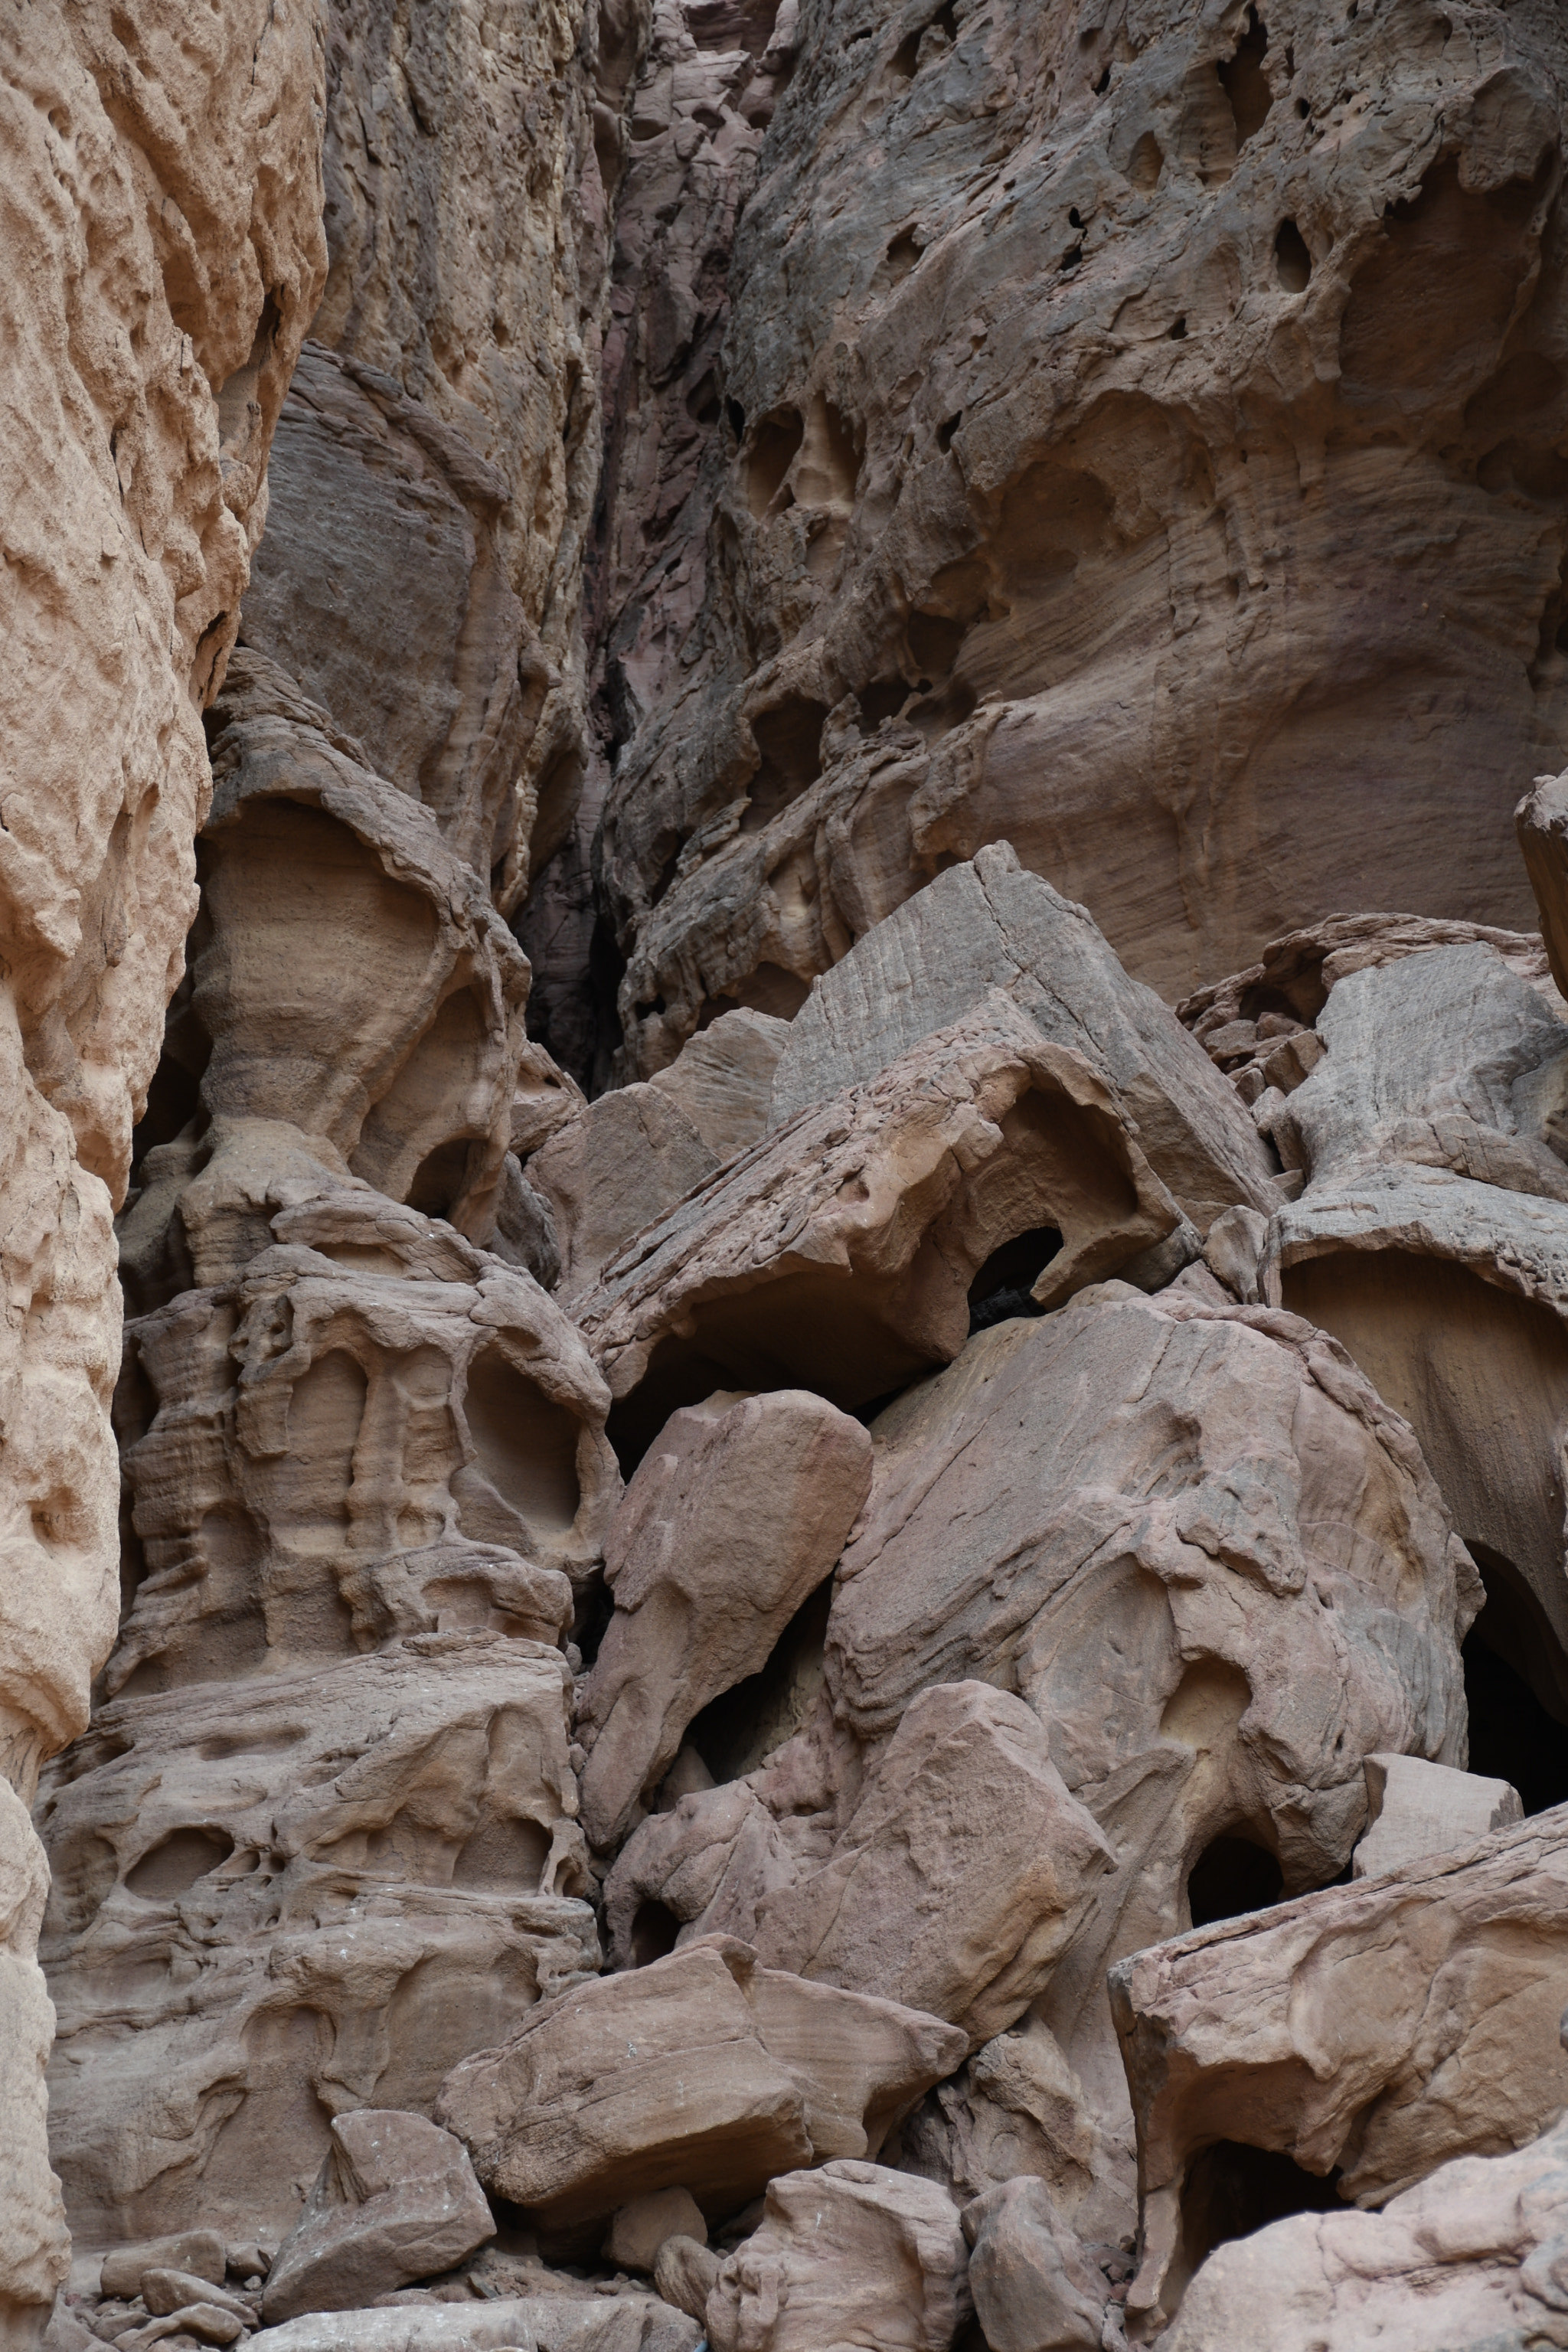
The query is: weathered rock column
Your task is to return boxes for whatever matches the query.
[0,2,327,2329]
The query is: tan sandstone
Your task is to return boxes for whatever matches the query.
[1112,1808,1568,2336]
[577,1389,872,1847]
[436,1936,963,2237]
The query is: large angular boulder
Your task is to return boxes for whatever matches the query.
[961,2177,1105,2352]
[262,2110,495,2321]
[436,1937,963,2236]
[751,1682,1112,2047]
[607,1681,1111,2052]
[575,1005,1186,1464]
[1352,1753,1521,1879]
[1159,2109,1568,2352]
[1262,941,1568,1200]
[765,845,1277,1227]
[705,2161,971,2352]
[38,1635,598,2253]
[1111,1808,1568,2337]
[577,1390,873,1848]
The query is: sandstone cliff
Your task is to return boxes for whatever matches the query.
[9,2,1568,2350]
[0,2,326,2329]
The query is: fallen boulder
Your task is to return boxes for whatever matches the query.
[436,1938,962,2236]
[577,1389,872,1848]
[262,2110,495,2321]
[705,2159,971,2352]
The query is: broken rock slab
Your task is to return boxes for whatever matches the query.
[1111,1808,1568,2338]
[705,2160,971,2352]
[765,845,1277,1230]
[1352,1752,1521,1879]
[575,1005,1185,1463]
[262,2110,495,2321]
[436,1936,963,2237]
[1159,2108,1568,2352]
[577,1389,873,1848]
[961,2176,1106,2352]
[38,1635,598,2254]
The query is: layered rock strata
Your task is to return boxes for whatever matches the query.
[15,0,1568,2344]
[0,0,328,2329]
[555,0,1568,1083]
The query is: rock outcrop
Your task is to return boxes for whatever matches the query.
[1112,1807,1568,2335]
[11,0,1568,2345]
[0,0,328,2329]
[562,0,1568,1084]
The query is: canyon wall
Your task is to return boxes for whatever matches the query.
[0,2,327,2332]
[557,0,1568,1089]
[9,2,1568,2350]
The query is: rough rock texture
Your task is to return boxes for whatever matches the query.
[1112,1808,1568,2335]
[262,2111,495,2321]
[1352,1751,1521,1879]
[577,1388,872,1847]
[704,2159,972,2352]
[0,1,328,2330]
[569,0,1568,1080]
[38,1635,596,2253]
[962,2176,1106,2352]
[436,1936,963,2236]
[576,1003,1189,1462]
[21,0,1568,2334]
[1158,2109,1568,2352]
[256,2298,701,2352]
[268,0,639,911]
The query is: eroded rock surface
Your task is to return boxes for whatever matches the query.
[16,0,1568,2338]
[570,0,1568,1080]
[0,0,328,2326]
[1158,2107,1568,2352]
[1112,1808,1568,2335]
[39,1635,596,2254]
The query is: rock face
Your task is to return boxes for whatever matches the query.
[14,0,1568,2343]
[0,0,328,2331]
[1158,2109,1568,2352]
[565,0,1568,1084]
[1112,1808,1568,2335]
[38,1635,597,2252]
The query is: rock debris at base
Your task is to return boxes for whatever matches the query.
[8,4,1568,2352]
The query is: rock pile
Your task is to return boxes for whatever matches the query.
[6,4,1568,2352]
